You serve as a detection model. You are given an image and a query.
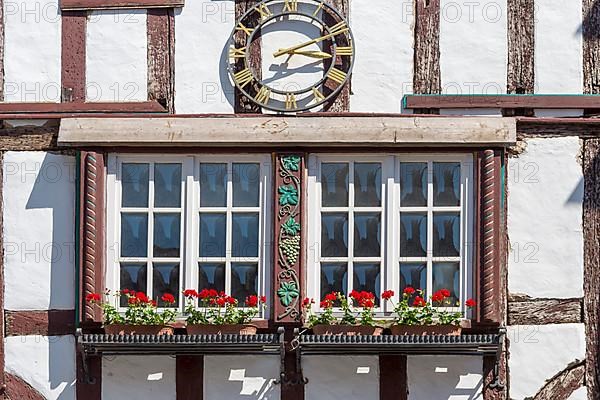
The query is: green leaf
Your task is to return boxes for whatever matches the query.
[282,218,301,235]
[278,185,298,206]
[282,155,301,171]
[277,281,299,306]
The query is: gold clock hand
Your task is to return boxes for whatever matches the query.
[273,27,350,57]
[288,50,332,59]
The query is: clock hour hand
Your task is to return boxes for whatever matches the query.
[287,50,332,59]
[273,27,350,57]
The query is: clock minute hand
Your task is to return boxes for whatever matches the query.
[288,50,332,59]
[273,27,350,57]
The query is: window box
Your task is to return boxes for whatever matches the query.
[185,324,258,335]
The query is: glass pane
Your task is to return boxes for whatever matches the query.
[231,263,258,303]
[320,263,347,301]
[233,163,260,207]
[400,213,427,257]
[199,213,226,258]
[321,213,348,257]
[198,263,226,293]
[154,164,182,208]
[354,163,381,206]
[153,263,179,307]
[121,213,148,257]
[153,214,181,257]
[232,213,259,258]
[400,163,427,207]
[321,163,349,207]
[122,163,149,207]
[433,162,460,206]
[433,262,460,307]
[400,262,427,300]
[354,213,381,257]
[120,263,147,307]
[353,263,380,304]
[200,163,227,207]
[433,213,460,257]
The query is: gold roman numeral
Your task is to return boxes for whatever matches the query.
[229,46,246,59]
[312,1,324,16]
[285,93,297,110]
[327,67,347,84]
[329,21,348,35]
[234,68,253,88]
[283,0,297,12]
[312,86,325,102]
[255,86,271,104]
[336,46,353,56]
[235,22,254,36]
[255,3,272,20]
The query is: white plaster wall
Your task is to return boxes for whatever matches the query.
[304,356,378,400]
[440,0,507,95]
[3,152,76,310]
[3,0,61,102]
[507,137,583,298]
[103,356,176,400]
[534,0,583,93]
[175,0,235,113]
[86,10,148,102]
[568,387,588,400]
[407,355,483,399]
[508,324,586,399]
[349,0,413,112]
[5,335,76,400]
[204,355,280,399]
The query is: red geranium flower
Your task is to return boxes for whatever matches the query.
[320,300,332,309]
[431,291,444,303]
[324,292,337,302]
[246,295,258,307]
[151,300,157,307]
[440,289,451,298]
[128,297,138,305]
[122,289,130,295]
[161,293,176,304]
[403,287,416,295]
[361,299,375,308]
[135,292,149,303]
[381,290,394,300]
[183,289,198,298]
[208,289,218,298]
[216,297,226,307]
[260,296,267,304]
[302,297,313,307]
[465,298,477,307]
[412,296,427,307]
[227,296,237,305]
[86,293,101,303]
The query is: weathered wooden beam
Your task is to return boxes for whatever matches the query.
[0,0,5,102]
[4,310,76,336]
[508,295,582,325]
[5,373,46,400]
[234,0,261,114]
[583,0,600,95]
[413,0,440,96]
[0,124,59,151]
[583,138,600,400]
[517,119,600,138]
[322,0,350,112]
[403,95,600,109]
[60,0,184,10]
[380,355,407,400]
[507,0,534,94]
[529,361,585,400]
[176,356,203,400]
[61,11,87,102]
[0,101,166,113]
[147,9,175,113]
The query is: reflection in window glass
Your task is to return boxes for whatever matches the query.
[433,163,460,206]
[199,213,226,258]
[153,214,181,257]
[232,213,259,258]
[433,262,460,307]
[400,213,427,257]
[154,164,181,208]
[233,163,260,207]
[400,163,427,207]
[433,213,460,257]
[153,263,179,307]
[400,263,427,300]
[354,213,381,257]
[354,163,381,206]
[120,263,147,306]
[321,163,349,207]
[121,213,148,257]
[321,213,348,257]
[200,163,227,207]
[122,163,149,207]
[231,263,258,303]
[198,263,226,293]
[353,263,380,304]
[321,263,347,301]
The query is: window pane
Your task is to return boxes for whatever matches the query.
[121,213,148,257]
[231,263,258,303]
[120,263,147,307]
[200,163,227,207]
[400,163,427,207]
[433,162,460,206]
[354,213,381,257]
[400,262,427,300]
[321,213,348,257]
[433,262,460,307]
[353,263,380,304]
[232,213,259,258]
[233,163,260,207]
[154,164,182,208]
[198,263,226,293]
[433,213,460,257]
[122,163,149,207]
[153,263,179,307]
[400,213,427,257]
[199,213,226,258]
[321,163,349,207]
[321,263,347,301]
[153,214,181,257]
[354,163,381,206]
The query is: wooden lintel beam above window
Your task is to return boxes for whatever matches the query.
[0,101,167,114]
[60,0,184,11]
[403,94,600,109]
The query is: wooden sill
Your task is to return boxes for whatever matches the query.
[403,94,600,109]
[60,0,184,10]
[0,101,167,115]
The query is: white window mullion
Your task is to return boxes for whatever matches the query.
[225,162,233,296]
[426,160,434,298]
[147,162,155,300]
[347,161,355,295]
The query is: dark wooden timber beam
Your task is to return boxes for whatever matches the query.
[61,0,184,10]
[176,356,203,400]
[403,95,600,109]
[529,361,585,400]
[4,310,76,336]
[0,101,166,114]
[380,355,407,400]
[322,0,350,112]
[507,0,534,94]
[147,9,175,113]
[234,0,261,113]
[413,0,440,114]
[61,11,87,102]
[583,0,600,95]
[507,295,582,325]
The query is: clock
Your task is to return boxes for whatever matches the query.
[227,0,355,113]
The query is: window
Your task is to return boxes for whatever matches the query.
[307,154,474,314]
[106,155,272,312]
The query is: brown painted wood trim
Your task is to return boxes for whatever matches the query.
[5,310,76,336]
[76,353,102,400]
[404,95,600,109]
[5,373,45,400]
[380,355,407,400]
[176,356,203,400]
[61,0,184,10]
[583,0,600,95]
[280,329,305,400]
[413,0,441,112]
[483,354,505,400]
[507,0,534,95]
[147,9,175,113]
[322,0,350,112]
[234,0,262,114]
[583,138,600,400]
[530,360,585,400]
[0,153,5,391]
[473,151,482,322]
[507,296,583,325]
[0,0,5,102]
[0,101,166,113]
[80,152,106,323]
[61,11,87,103]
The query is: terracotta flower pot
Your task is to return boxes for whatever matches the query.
[104,324,174,336]
[390,324,462,336]
[311,324,383,336]
[185,324,258,335]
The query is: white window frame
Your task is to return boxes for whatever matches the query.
[307,153,474,316]
[106,154,272,317]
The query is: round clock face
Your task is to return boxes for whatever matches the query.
[227,0,354,113]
